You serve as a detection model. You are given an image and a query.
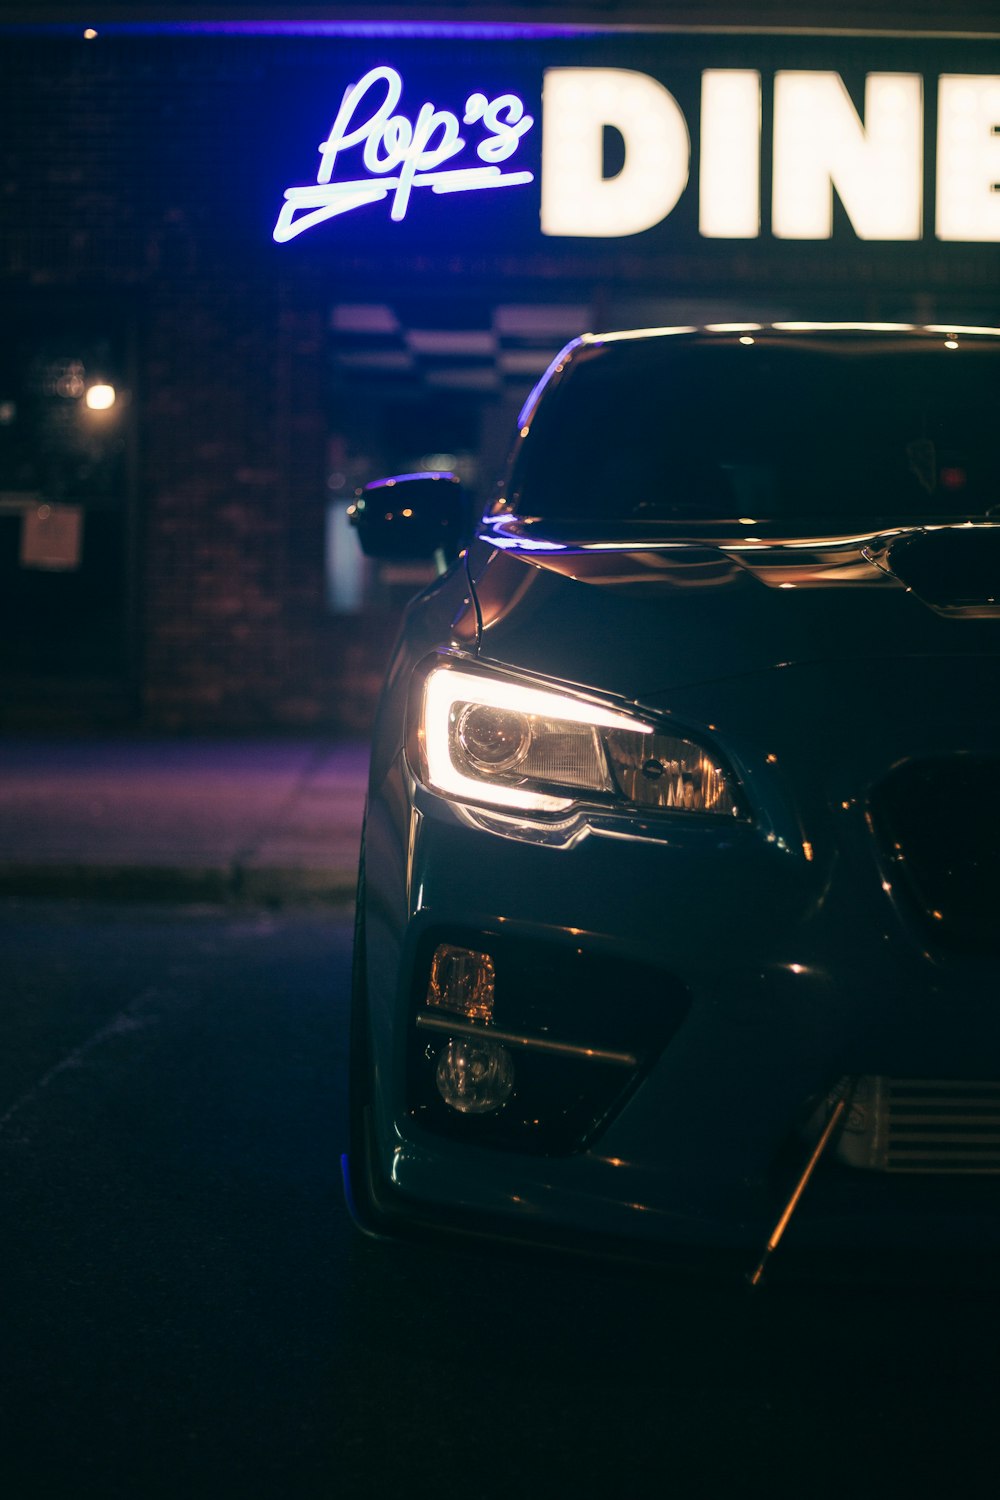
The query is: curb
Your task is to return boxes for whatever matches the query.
[0,862,358,906]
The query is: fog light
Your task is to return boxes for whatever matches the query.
[426,942,496,1021]
[435,1037,515,1115]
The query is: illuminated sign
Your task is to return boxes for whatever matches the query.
[275,65,1000,244]
[273,66,534,239]
[542,67,1000,242]
[541,68,691,239]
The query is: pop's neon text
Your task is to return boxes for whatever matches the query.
[274,64,1000,244]
[273,66,534,239]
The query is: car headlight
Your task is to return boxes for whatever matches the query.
[415,662,742,817]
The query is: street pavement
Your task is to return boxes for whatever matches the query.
[0,735,369,903]
[4,900,997,1500]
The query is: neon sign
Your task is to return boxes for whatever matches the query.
[274,64,1000,244]
[541,67,1000,243]
[273,66,534,239]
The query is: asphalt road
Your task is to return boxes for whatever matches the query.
[1,900,997,1499]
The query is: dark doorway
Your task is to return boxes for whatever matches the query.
[0,297,137,725]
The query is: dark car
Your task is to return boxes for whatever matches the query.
[347,322,1000,1276]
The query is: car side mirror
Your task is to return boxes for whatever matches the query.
[349,472,465,561]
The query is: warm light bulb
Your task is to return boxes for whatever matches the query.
[85,383,116,410]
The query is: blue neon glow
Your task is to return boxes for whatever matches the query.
[0,23,601,38]
[516,339,584,429]
[481,532,568,552]
[478,518,567,552]
[365,471,458,489]
[274,67,534,240]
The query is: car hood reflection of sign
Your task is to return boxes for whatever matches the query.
[273,66,534,240]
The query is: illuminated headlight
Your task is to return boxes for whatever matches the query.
[417,663,742,816]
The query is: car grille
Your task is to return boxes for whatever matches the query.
[881,1080,1000,1173]
[828,1076,1000,1174]
[869,756,1000,955]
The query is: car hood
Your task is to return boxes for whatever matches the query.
[465,519,1000,699]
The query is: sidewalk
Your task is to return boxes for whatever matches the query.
[0,737,370,904]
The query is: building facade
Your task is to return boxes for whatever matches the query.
[2,4,998,728]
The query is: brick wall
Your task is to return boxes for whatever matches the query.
[141,275,335,729]
[0,34,389,729]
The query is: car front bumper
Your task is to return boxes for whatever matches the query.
[361,751,1000,1256]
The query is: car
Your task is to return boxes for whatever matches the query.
[346,322,1000,1279]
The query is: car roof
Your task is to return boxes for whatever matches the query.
[517,321,1000,428]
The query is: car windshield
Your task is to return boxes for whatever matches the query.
[507,337,1000,525]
